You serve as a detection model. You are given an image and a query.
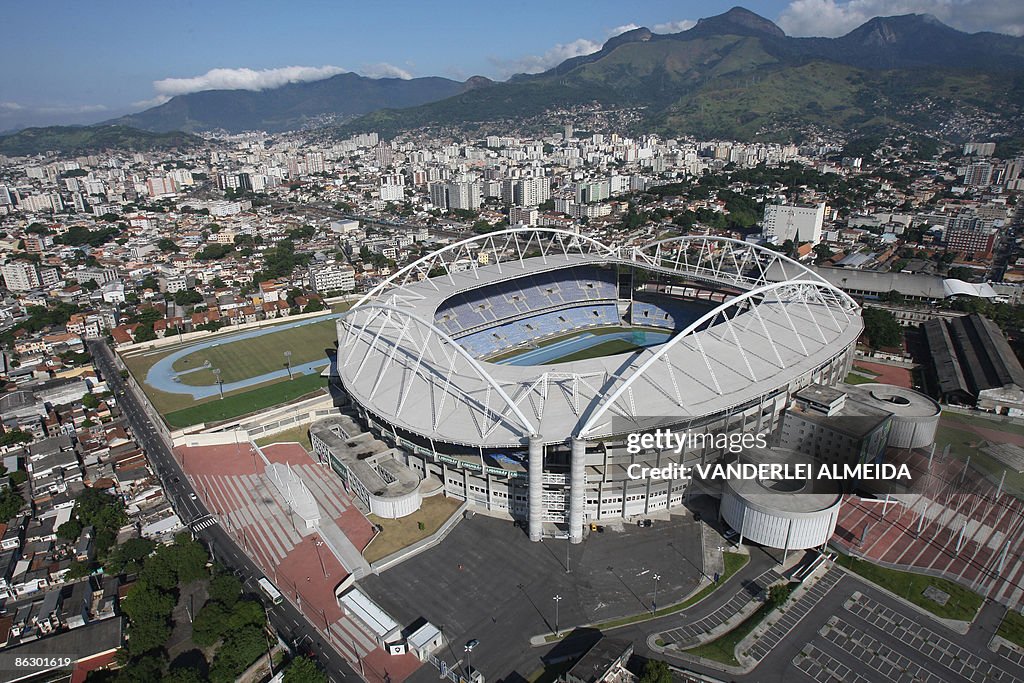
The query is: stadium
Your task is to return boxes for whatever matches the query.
[334,228,862,542]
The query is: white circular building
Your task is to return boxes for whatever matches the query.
[719,447,842,551]
[336,229,861,542]
[845,383,941,449]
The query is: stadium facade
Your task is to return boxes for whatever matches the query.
[335,229,862,542]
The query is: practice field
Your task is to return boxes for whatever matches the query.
[163,373,326,429]
[119,311,345,425]
[171,318,338,386]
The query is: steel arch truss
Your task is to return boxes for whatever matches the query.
[578,279,859,438]
[354,228,619,311]
[630,235,849,300]
[338,303,538,442]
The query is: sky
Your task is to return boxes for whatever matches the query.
[2,0,1023,131]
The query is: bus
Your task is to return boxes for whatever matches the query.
[258,577,283,605]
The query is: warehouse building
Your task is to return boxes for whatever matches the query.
[922,314,1024,416]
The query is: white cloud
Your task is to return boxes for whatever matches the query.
[609,23,641,36]
[653,19,697,33]
[361,62,413,80]
[777,0,1024,37]
[132,95,171,109]
[42,104,108,114]
[153,65,349,97]
[492,38,604,77]
[0,102,24,111]
[491,18,696,79]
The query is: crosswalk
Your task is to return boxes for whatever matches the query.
[191,515,218,532]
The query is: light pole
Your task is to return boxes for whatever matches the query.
[314,537,329,578]
[553,594,563,637]
[212,368,224,399]
[284,350,293,380]
[651,573,661,614]
[566,539,571,574]
[464,639,478,682]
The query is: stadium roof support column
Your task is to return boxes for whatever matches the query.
[528,434,544,542]
[569,438,586,544]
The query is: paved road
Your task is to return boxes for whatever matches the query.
[89,340,360,683]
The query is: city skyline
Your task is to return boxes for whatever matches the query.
[3,0,1024,130]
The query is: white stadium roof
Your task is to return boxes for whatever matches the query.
[337,230,862,448]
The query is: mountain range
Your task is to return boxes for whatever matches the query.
[6,6,1024,153]
[333,7,1024,141]
[109,73,491,134]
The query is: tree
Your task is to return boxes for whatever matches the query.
[207,572,242,609]
[123,608,173,656]
[767,583,794,608]
[284,656,326,683]
[169,532,209,584]
[57,519,83,540]
[66,488,128,557]
[0,430,32,447]
[133,323,157,343]
[191,601,229,648]
[162,666,205,683]
[638,660,672,683]
[880,290,905,305]
[0,486,25,522]
[173,290,204,306]
[862,308,903,349]
[209,624,267,683]
[302,299,326,314]
[138,546,179,591]
[157,237,179,252]
[104,537,156,576]
[82,392,100,409]
[195,243,233,261]
[65,561,92,580]
[110,652,167,681]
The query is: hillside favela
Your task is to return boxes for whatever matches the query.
[2,2,1024,682]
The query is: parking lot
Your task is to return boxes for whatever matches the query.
[778,581,1024,683]
[359,513,703,683]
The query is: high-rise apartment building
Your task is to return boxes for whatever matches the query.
[762,202,826,245]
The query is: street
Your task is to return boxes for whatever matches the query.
[87,340,359,683]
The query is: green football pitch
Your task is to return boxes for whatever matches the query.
[170,318,338,386]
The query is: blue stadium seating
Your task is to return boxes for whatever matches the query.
[435,266,617,337]
[456,304,620,358]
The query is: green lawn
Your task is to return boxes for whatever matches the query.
[254,424,313,451]
[171,318,338,385]
[845,372,875,385]
[485,326,629,362]
[548,339,643,363]
[833,552,983,621]
[364,496,464,563]
[164,373,327,428]
[684,602,773,666]
[998,608,1024,648]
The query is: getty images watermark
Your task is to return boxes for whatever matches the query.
[622,426,912,483]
